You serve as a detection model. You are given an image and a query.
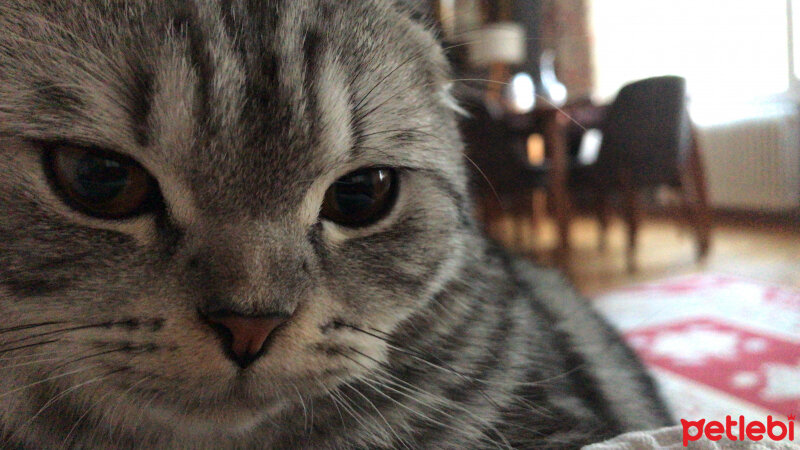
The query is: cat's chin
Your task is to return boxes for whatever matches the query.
[90,372,289,434]
[113,385,289,437]
[144,399,281,435]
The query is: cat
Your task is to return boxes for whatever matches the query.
[0,0,672,448]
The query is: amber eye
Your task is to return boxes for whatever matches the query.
[45,145,157,219]
[320,168,398,227]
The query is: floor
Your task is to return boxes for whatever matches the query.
[491,214,800,297]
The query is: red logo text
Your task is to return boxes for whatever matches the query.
[681,415,796,446]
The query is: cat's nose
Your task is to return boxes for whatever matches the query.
[203,311,289,368]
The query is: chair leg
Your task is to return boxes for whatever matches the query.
[513,214,527,250]
[681,128,712,260]
[481,194,502,241]
[530,189,547,250]
[620,172,639,272]
[596,189,611,251]
[507,192,534,252]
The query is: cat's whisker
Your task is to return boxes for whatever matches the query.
[0,324,104,348]
[353,44,442,115]
[10,367,127,442]
[2,31,116,93]
[350,344,497,410]
[333,323,487,383]
[352,81,443,133]
[3,6,122,70]
[59,373,142,450]
[356,71,587,147]
[0,339,61,356]
[307,391,316,437]
[333,348,511,449]
[48,346,139,372]
[104,375,156,446]
[0,346,72,361]
[125,377,160,445]
[0,355,64,371]
[0,319,158,349]
[0,346,106,371]
[369,343,557,420]
[340,342,536,447]
[0,364,101,400]
[369,371,513,450]
[312,375,347,430]
[357,126,448,145]
[361,372,509,450]
[0,346,138,379]
[0,320,67,335]
[291,383,310,436]
[350,27,529,122]
[357,375,488,449]
[326,383,375,441]
[353,345,518,421]
[338,323,533,385]
[368,322,613,423]
[324,388,348,429]
[463,153,503,206]
[336,376,411,450]
[359,325,588,394]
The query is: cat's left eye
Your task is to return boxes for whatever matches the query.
[44,145,158,219]
[320,168,398,227]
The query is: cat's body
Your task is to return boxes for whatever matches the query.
[0,1,670,448]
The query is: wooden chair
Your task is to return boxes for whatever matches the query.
[459,98,550,248]
[568,76,711,271]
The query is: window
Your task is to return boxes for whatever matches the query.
[589,0,793,124]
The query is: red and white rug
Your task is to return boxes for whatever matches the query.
[594,274,800,423]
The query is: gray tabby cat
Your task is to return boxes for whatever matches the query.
[0,0,672,448]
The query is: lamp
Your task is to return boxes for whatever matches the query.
[466,22,527,107]
[466,22,526,68]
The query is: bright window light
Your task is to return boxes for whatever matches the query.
[590,0,790,120]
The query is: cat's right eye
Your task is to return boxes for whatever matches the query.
[44,145,158,219]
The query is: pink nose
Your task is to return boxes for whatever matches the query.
[205,313,289,368]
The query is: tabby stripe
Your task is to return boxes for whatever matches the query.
[171,4,216,137]
[123,57,155,147]
[302,29,322,126]
[506,258,624,436]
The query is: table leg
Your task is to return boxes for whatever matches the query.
[545,111,572,254]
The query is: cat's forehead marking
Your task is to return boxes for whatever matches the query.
[139,1,415,218]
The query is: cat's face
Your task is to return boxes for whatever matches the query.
[0,0,468,433]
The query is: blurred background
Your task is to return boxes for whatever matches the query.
[422,0,800,427]
[415,0,800,295]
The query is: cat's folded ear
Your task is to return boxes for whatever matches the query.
[391,0,434,25]
[386,0,464,115]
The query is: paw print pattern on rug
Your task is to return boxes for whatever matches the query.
[625,318,800,416]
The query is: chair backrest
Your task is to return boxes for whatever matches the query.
[597,76,691,186]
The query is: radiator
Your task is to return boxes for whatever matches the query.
[696,108,800,211]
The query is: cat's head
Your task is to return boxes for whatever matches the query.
[0,0,471,435]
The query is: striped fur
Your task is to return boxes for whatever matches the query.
[0,1,671,448]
